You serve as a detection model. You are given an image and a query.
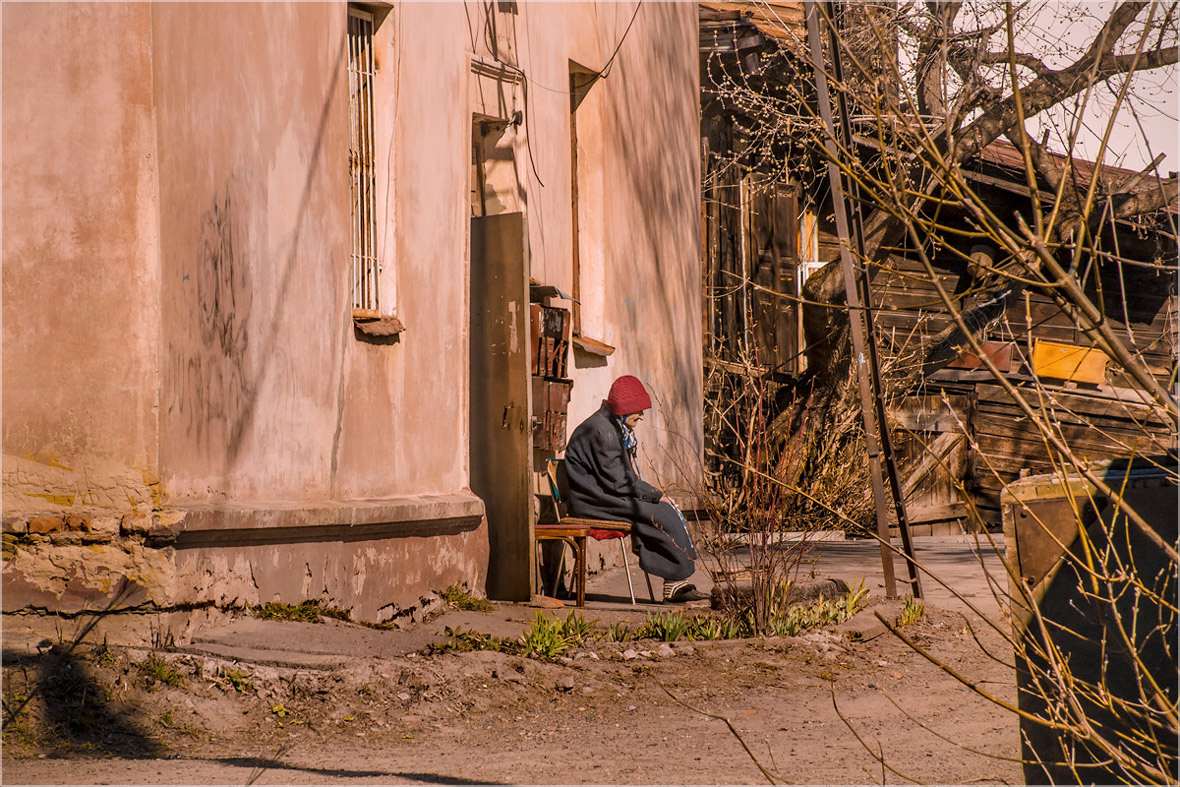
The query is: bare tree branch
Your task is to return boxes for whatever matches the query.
[957,2,1177,163]
[1111,177,1179,218]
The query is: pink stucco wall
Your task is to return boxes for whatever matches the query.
[152,3,348,504]
[3,3,161,502]
[481,2,703,492]
[2,1,702,623]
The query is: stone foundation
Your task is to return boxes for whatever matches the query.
[3,478,490,633]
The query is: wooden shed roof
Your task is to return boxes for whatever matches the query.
[699,2,805,44]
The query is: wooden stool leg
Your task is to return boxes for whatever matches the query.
[551,542,567,598]
[575,536,586,607]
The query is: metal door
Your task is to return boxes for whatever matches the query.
[470,212,533,600]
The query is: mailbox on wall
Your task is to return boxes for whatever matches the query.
[529,302,573,452]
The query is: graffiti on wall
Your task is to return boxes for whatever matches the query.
[198,187,252,360]
[168,185,255,463]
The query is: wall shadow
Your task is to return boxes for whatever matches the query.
[603,5,704,483]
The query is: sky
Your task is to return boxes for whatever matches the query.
[891,0,1179,175]
[1020,1,1179,175]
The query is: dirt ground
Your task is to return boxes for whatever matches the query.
[2,595,1022,785]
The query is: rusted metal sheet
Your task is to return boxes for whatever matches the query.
[978,139,1173,201]
[531,377,571,452]
[946,341,1012,372]
[529,303,570,378]
[529,298,572,453]
[353,314,405,337]
[571,334,614,356]
[470,212,534,601]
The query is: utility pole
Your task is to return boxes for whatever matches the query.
[804,0,922,599]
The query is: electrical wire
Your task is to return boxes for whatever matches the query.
[597,1,643,80]
[486,1,645,189]
[513,1,643,95]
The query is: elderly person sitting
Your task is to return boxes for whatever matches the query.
[563,375,706,603]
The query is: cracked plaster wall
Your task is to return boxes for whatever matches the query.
[3,2,702,623]
[174,521,489,625]
[2,4,170,616]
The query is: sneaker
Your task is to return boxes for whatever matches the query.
[663,581,710,604]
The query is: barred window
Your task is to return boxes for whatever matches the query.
[348,5,379,318]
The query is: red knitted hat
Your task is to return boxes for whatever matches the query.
[606,375,652,416]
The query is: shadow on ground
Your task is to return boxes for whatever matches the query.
[3,648,164,758]
[213,757,504,784]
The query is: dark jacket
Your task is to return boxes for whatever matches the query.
[565,404,663,519]
[564,403,696,581]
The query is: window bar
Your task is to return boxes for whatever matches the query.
[351,17,360,311]
[348,8,378,316]
[363,15,378,312]
[348,11,361,311]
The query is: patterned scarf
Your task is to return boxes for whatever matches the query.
[614,415,639,460]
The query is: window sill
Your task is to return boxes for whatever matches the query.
[572,334,614,356]
[353,311,405,338]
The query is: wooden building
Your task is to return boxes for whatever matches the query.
[876,143,1176,528]
[700,2,809,377]
[698,2,1176,532]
